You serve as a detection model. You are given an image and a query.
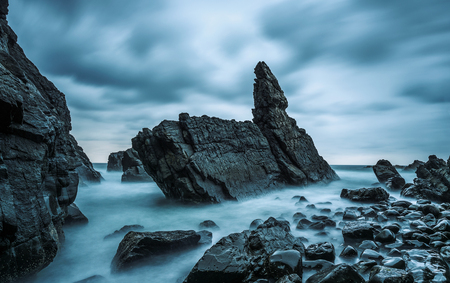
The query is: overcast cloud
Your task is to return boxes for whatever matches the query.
[7,0,450,164]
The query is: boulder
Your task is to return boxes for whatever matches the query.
[121,148,152,182]
[339,246,358,258]
[401,155,450,203]
[340,187,389,202]
[107,151,124,171]
[305,263,365,283]
[368,266,413,283]
[64,203,88,226]
[132,62,338,203]
[372,159,404,184]
[342,221,379,243]
[403,160,425,172]
[198,220,220,231]
[111,230,211,272]
[0,3,101,281]
[305,242,335,262]
[184,217,305,283]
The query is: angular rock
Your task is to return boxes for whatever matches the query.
[374,229,396,243]
[382,257,406,269]
[275,274,302,283]
[0,4,101,281]
[305,263,365,283]
[340,187,389,203]
[403,160,425,171]
[107,151,124,171]
[401,155,450,202]
[339,246,358,258]
[305,242,335,262]
[342,221,378,243]
[184,217,305,283]
[372,159,404,184]
[132,62,338,203]
[111,230,210,272]
[121,148,152,182]
[386,176,406,190]
[269,250,302,280]
[199,220,220,231]
[64,203,88,226]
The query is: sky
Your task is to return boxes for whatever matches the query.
[7,0,450,165]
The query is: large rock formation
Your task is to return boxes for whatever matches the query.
[121,148,152,182]
[401,155,450,202]
[0,1,101,281]
[132,61,338,203]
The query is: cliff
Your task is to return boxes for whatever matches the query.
[132,62,338,203]
[0,1,101,281]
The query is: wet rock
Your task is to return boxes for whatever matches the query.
[382,223,401,234]
[343,210,358,220]
[368,266,413,283]
[111,230,210,272]
[420,204,440,218]
[372,159,404,184]
[303,260,335,270]
[305,242,335,262]
[250,219,264,230]
[386,176,406,190]
[107,151,124,171]
[392,200,413,208]
[339,246,358,258]
[275,274,302,283]
[104,225,144,240]
[184,217,305,283]
[421,213,437,227]
[132,62,338,203]
[293,212,306,222]
[359,240,379,250]
[269,250,302,280]
[374,229,396,243]
[387,249,402,257]
[309,222,326,230]
[342,221,378,243]
[382,257,406,269]
[361,249,384,262]
[64,203,88,226]
[340,187,389,203]
[305,263,365,283]
[403,160,425,172]
[0,4,101,280]
[199,220,220,231]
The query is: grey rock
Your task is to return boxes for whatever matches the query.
[0,5,101,281]
[269,250,302,280]
[111,230,210,272]
[382,257,406,269]
[374,229,396,243]
[132,62,338,203]
[121,148,152,182]
[340,246,358,258]
[250,219,264,230]
[305,263,365,283]
[361,249,384,262]
[340,187,389,202]
[107,151,124,171]
[305,242,335,262]
[198,220,220,231]
[303,259,335,270]
[275,274,302,283]
[342,221,378,243]
[184,217,305,283]
[372,159,404,184]
[403,160,425,171]
[104,224,144,240]
[64,203,88,226]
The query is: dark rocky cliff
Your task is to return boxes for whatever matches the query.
[132,62,338,203]
[0,1,101,281]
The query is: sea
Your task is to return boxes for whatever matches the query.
[29,164,417,283]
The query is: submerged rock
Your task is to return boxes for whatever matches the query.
[104,224,145,240]
[372,159,404,184]
[107,151,124,171]
[305,263,365,283]
[132,62,338,203]
[0,2,101,281]
[121,148,152,182]
[111,230,211,272]
[184,217,305,283]
[64,203,89,226]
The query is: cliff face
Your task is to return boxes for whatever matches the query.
[0,1,101,281]
[133,62,338,203]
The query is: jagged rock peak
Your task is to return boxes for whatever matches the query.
[0,0,8,19]
[253,61,287,110]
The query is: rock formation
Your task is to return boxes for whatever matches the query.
[401,155,450,202]
[132,61,338,203]
[372,159,405,190]
[0,1,101,281]
[121,148,152,182]
[107,151,124,171]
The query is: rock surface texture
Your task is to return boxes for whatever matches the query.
[0,1,101,281]
[132,61,338,203]
[107,151,124,171]
[121,148,152,182]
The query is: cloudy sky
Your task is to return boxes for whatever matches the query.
[7,0,450,165]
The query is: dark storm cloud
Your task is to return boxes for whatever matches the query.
[401,81,450,104]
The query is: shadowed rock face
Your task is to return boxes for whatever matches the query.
[133,61,338,203]
[0,1,101,281]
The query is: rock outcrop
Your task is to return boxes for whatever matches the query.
[107,151,124,171]
[401,155,450,202]
[132,61,338,203]
[372,159,405,190]
[0,1,101,281]
[121,148,152,182]
[340,187,390,203]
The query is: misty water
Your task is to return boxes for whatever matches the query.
[30,165,416,283]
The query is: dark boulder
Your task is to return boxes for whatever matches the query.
[339,246,358,258]
[107,151,124,171]
[372,159,404,184]
[305,242,335,262]
[111,230,211,272]
[199,220,220,231]
[121,148,152,182]
[403,160,425,172]
[132,62,338,203]
[382,257,406,269]
[0,4,101,281]
[184,217,305,283]
[104,224,144,240]
[386,176,406,190]
[305,263,365,283]
[275,274,302,283]
[340,187,389,202]
[374,229,396,243]
[342,221,379,243]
